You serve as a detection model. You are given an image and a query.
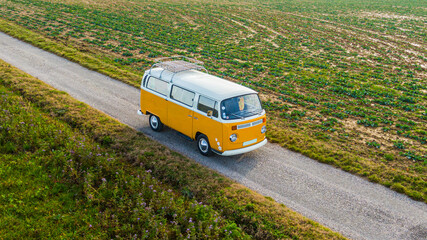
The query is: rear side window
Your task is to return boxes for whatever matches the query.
[197,96,218,117]
[171,86,195,107]
[146,77,169,96]
[142,75,148,87]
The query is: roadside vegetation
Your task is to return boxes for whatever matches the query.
[0,60,345,239]
[0,66,250,239]
[0,0,424,202]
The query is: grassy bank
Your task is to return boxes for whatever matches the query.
[0,59,344,238]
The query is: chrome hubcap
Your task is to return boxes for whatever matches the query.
[150,116,158,128]
[199,138,208,153]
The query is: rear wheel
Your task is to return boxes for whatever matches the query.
[197,134,212,156]
[149,114,163,132]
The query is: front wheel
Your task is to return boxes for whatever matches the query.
[149,114,163,132]
[197,134,212,156]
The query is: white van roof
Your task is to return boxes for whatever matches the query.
[147,67,257,101]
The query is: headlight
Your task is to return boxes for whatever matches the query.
[261,125,267,133]
[230,134,237,142]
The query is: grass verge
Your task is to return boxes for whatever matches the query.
[0,18,141,88]
[0,60,345,238]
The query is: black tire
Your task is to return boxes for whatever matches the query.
[149,114,163,132]
[197,134,212,156]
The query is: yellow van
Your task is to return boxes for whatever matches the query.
[138,57,267,156]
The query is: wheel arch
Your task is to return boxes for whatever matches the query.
[195,131,203,140]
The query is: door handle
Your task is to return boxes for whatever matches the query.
[188,115,192,118]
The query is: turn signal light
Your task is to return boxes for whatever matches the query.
[232,125,237,130]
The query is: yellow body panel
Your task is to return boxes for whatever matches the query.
[141,89,168,125]
[167,100,193,137]
[222,115,266,151]
[193,112,223,152]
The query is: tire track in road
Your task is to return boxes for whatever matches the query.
[0,31,426,240]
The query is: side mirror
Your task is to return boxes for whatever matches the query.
[207,110,213,117]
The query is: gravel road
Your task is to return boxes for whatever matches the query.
[1,32,426,240]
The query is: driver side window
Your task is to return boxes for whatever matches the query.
[197,95,218,117]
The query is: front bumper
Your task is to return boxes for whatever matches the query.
[217,138,267,156]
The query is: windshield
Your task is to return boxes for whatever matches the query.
[220,94,262,120]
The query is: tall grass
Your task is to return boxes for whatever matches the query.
[0,84,248,239]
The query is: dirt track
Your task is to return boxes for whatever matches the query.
[0,32,426,240]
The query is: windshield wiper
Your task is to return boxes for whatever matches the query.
[230,112,245,119]
[244,109,263,115]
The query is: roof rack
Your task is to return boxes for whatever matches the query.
[149,56,207,81]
